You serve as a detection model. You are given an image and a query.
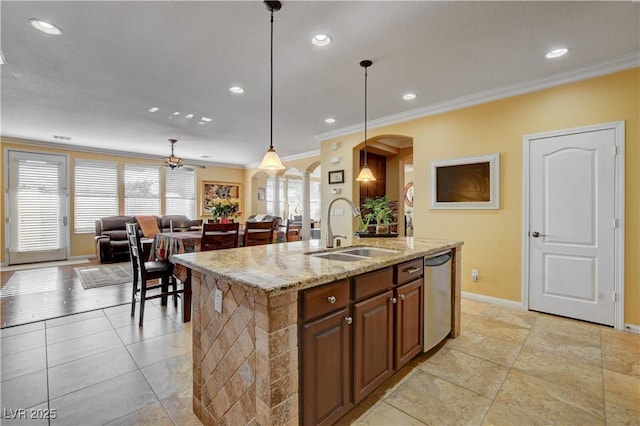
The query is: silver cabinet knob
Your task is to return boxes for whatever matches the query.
[391,297,397,304]
[327,296,336,304]
[345,317,353,325]
[399,294,405,300]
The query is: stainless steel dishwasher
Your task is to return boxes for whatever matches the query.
[424,250,453,352]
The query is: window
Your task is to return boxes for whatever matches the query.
[74,160,118,233]
[124,164,160,215]
[166,168,196,218]
[310,179,321,221]
[266,176,275,215]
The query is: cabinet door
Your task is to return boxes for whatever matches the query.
[301,307,353,426]
[353,290,394,404]
[395,278,424,370]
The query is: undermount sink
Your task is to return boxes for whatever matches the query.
[309,246,400,262]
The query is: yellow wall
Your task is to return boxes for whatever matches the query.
[0,138,244,262]
[322,68,639,325]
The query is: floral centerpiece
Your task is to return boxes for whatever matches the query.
[209,198,241,223]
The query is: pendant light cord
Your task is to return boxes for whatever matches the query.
[269,8,274,151]
[363,64,368,166]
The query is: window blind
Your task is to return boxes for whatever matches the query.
[17,160,61,250]
[124,164,160,215]
[74,160,119,233]
[165,168,196,218]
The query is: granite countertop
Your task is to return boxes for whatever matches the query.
[172,237,463,296]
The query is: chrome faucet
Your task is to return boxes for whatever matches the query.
[326,196,361,248]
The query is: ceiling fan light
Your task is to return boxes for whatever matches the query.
[163,139,184,169]
[356,164,376,182]
[258,147,285,170]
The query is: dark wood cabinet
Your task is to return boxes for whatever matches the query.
[353,289,394,404]
[301,259,425,425]
[394,279,424,370]
[301,307,353,426]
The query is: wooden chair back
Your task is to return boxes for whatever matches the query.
[201,222,240,251]
[243,220,274,246]
[286,221,302,242]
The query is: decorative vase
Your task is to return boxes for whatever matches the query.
[220,217,229,224]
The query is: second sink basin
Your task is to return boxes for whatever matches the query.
[309,246,400,262]
[339,247,399,257]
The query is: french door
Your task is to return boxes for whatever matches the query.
[7,150,69,265]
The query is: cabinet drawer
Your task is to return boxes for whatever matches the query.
[394,258,423,285]
[302,279,351,322]
[354,267,393,302]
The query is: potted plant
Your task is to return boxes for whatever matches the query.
[360,196,394,234]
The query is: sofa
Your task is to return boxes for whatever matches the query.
[94,214,201,263]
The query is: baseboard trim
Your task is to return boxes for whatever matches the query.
[70,255,96,261]
[624,323,640,335]
[462,291,524,310]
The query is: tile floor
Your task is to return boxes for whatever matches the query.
[1,299,639,425]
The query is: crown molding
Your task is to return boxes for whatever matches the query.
[316,52,640,141]
[0,136,244,169]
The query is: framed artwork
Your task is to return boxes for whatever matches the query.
[430,153,500,209]
[257,187,266,200]
[202,181,241,216]
[328,169,344,184]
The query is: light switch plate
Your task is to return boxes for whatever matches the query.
[214,288,223,313]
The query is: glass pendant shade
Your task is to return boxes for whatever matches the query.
[258,147,285,170]
[356,164,376,182]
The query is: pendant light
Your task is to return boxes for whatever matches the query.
[356,59,376,182]
[258,1,286,171]
[163,138,184,169]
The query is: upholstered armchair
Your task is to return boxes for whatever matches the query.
[95,215,136,263]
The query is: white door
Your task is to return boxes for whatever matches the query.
[7,150,69,265]
[526,124,622,326]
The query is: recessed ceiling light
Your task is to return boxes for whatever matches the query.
[402,93,417,101]
[185,113,194,118]
[173,112,180,116]
[325,118,336,124]
[0,50,5,65]
[229,86,244,94]
[148,107,159,112]
[312,34,332,47]
[29,18,63,35]
[546,48,569,59]
[201,117,212,122]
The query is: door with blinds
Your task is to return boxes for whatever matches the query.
[7,151,69,264]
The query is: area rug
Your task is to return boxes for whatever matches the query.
[76,263,133,289]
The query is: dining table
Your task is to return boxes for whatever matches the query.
[149,231,203,323]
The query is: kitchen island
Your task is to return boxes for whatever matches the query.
[173,237,463,426]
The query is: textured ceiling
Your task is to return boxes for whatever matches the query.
[1,1,638,167]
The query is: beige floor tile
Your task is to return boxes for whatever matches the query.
[479,304,538,330]
[127,330,192,369]
[141,354,193,400]
[420,347,509,399]
[161,395,203,426]
[488,370,605,425]
[357,402,426,426]
[604,369,640,412]
[512,346,604,403]
[461,298,489,315]
[444,329,522,368]
[601,328,640,376]
[605,399,640,426]
[104,402,175,426]
[534,314,604,342]
[385,369,492,425]
[464,316,531,345]
[525,321,602,366]
[460,312,475,329]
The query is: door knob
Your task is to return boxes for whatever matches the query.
[531,231,547,238]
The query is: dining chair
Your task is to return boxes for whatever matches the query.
[126,223,183,326]
[243,220,274,246]
[286,221,302,242]
[170,219,191,232]
[201,222,240,251]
